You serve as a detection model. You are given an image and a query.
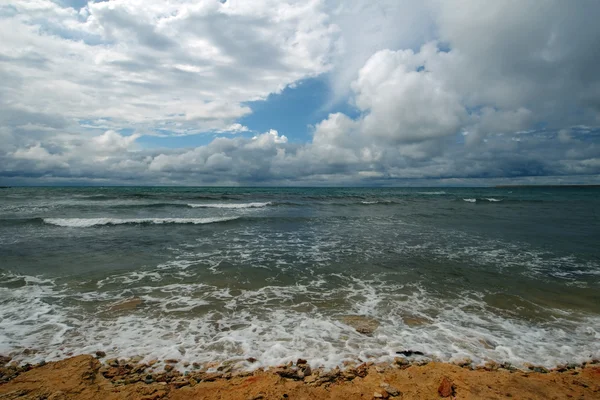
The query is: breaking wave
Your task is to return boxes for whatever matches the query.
[187,202,271,209]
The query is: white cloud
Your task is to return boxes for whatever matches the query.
[0,0,337,135]
[2,0,600,185]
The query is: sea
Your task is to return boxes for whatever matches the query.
[0,186,599,370]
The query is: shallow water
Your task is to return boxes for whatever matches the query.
[0,187,599,369]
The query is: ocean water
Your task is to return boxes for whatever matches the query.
[0,186,599,370]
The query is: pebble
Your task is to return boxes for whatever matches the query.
[380,383,400,397]
[438,377,454,398]
[95,351,106,358]
[106,358,119,367]
[0,355,11,366]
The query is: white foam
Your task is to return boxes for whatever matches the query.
[43,217,239,227]
[417,191,447,195]
[485,198,502,202]
[187,202,271,209]
[3,270,599,371]
[463,198,477,203]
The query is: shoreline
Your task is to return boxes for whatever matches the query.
[1,354,599,399]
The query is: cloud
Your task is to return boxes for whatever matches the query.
[1,0,600,185]
[0,0,337,135]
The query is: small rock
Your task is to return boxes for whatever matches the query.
[246,357,257,363]
[106,358,119,367]
[109,297,143,312]
[129,356,144,364]
[164,365,174,372]
[183,362,190,367]
[192,362,201,369]
[342,369,357,380]
[101,367,122,379]
[171,378,189,388]
[341,315,380,336]
[302,364,312,376]
[148,359,158,366]
[297,358,307,365]
[0,355,12,366]
[132,364,148,374]
[380,383,400,397]
[249,394,265,400]
[95,351,106,358]
[394,357,409,366]
[373,391,389,399]
[484,361,499,371]
[438,377,454,398]
[455,358,472,368]
[479,338,496,349]
[165,359,179,364]
[356,363,369,378]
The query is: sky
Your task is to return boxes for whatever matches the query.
[1,0,600,186]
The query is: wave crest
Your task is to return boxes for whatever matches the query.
[187,202,271,209]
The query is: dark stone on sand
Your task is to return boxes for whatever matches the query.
[296,358,307,365]
[95,351,106,358]
[302,364,312,376]
[396,350,425,357]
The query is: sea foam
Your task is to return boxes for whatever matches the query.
[187,202,271,209]
[2,270,599,371]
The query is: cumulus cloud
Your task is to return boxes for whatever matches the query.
[1,0,600,185]
[0,0,336,135]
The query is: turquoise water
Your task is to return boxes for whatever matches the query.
[0,187,599,369]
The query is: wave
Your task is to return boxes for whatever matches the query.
[3,272,599,371]
[43,217,239,227]
[187,202,271,209]
[417,191,447,195]
[463,198,503,203]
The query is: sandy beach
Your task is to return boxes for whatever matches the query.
[1,355,599,399]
